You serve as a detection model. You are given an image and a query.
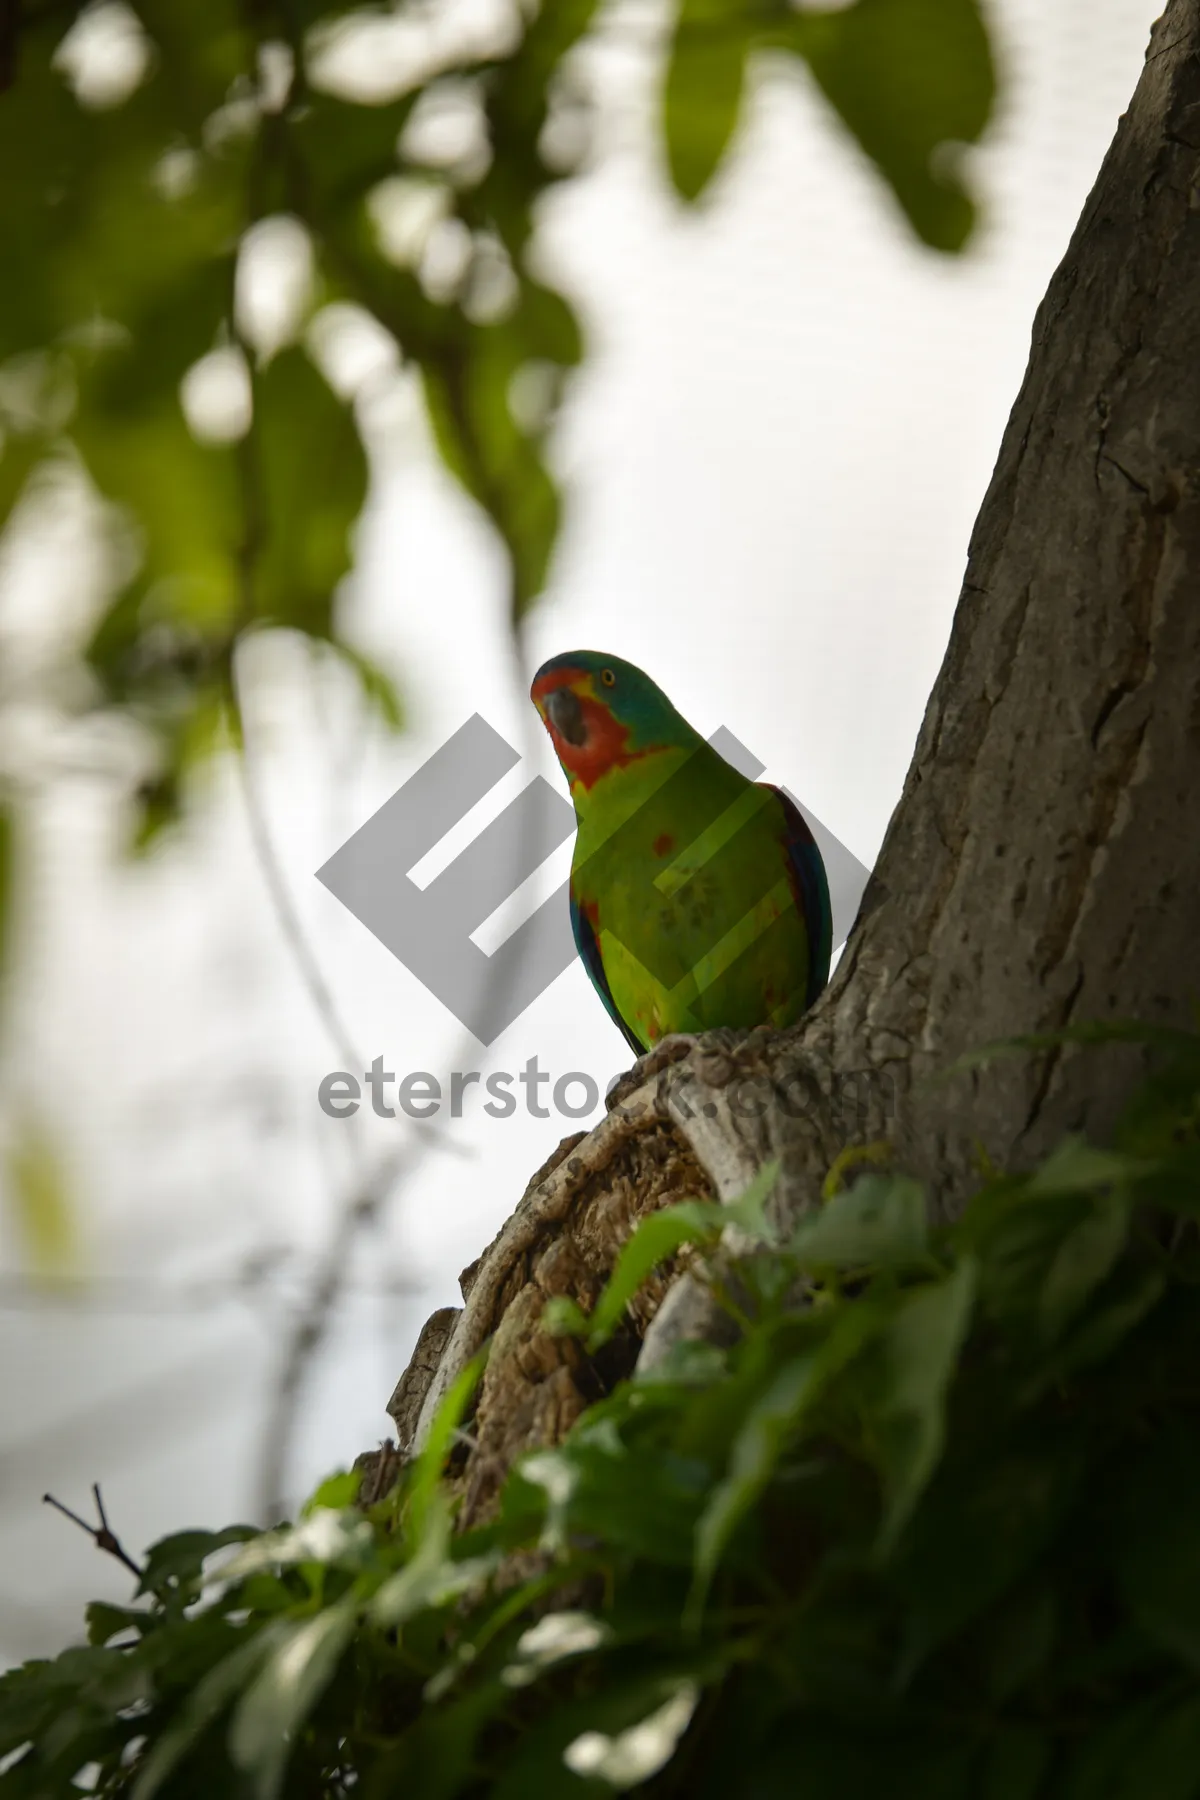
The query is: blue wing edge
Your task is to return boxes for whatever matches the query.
[767,784,833,1009]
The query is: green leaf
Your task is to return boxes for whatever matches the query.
[491,1670,705,1800]
[138,1524,259,1598]
[722,1160,781,1241]
[372,1500,500,1629]
[131,1625,284,1800]
[542,1294,591,1339]
[216,1510,376,1583]
[1114,1432,1200,1673]
[422,325,563,620]
[1027,1136,1145,1195]
[407,1346,488,1544]
[0,428,46,534]
[891,1440,1077,1681]
[249,347,369,638]
[5,1116,74,1274]
[865,1257,977,1553]
[0,1643,139,1760]
[1038,1189,1129,1344]
[529,1429,710,1567]
[301,1467,362,1516]
[691,1297,885,1616]
[664,0,751,201]
[580,1202,723,1349]
[328,640,404,731]
[790,1173,928,1271]
[559,1167,779,1352]
[228,1600,358,1800]
[1031,1264,1165,1389]
[85,1602,153,1646]
[779,0,995,252]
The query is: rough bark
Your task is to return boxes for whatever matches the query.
[361,1,1200,1501]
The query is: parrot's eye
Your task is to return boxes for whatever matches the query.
[600,668,616,687]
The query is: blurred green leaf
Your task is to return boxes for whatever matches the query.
[781,0,994,252]
[84,1602,154,1647]
[5,1117,74,1274]
[138,1524,260,1599]
[573,1201,722,1350]
[664,0,751,201]
[301,1467,362,1515]
[328,640,404,731]
[422,326,562,620]
[249,348,369,637]
[661,0,994,250]
[1038,1188,1128,1344]
[372,1498,500,1629]
[131,1625,284,1800]
[407,1346,488,1546]
[691,1296,884,1613]
[0,425,48,534]
[1028,1136,1145,1195]
[790,1172,928,1271]
[550,1166,779,1352]
[228,1600,357,1800]
[218,1510,375,1584]
[864,1257,976,1552]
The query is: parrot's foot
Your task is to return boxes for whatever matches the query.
[605,1034,697,1114]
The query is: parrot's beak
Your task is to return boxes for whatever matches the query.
[546,684,587,746]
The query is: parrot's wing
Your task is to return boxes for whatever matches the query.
[766,785,833,1006]
[569,881,645,1055]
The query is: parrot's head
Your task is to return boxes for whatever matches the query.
[531,650,697,794]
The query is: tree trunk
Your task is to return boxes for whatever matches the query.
[365,0,1200,1514]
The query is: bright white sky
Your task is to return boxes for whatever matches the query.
[0,0,1164,1661]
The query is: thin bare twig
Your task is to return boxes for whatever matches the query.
[255,1146,415,1521]
[0,1264,425,1313]
[43,1484,144,1581]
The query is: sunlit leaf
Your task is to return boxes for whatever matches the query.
[228,1600,358,1800]
[407,1345,488,1544]
[216,1510,375,1584]
[575,1201,723,1350]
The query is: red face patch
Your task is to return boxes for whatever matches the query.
[532,667,644,791]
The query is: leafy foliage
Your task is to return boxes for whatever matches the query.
[0,0,995,856]
[663,0,994,249]
[6,1029,1200,1798]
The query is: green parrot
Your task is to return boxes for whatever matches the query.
[532,651,832,1053]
